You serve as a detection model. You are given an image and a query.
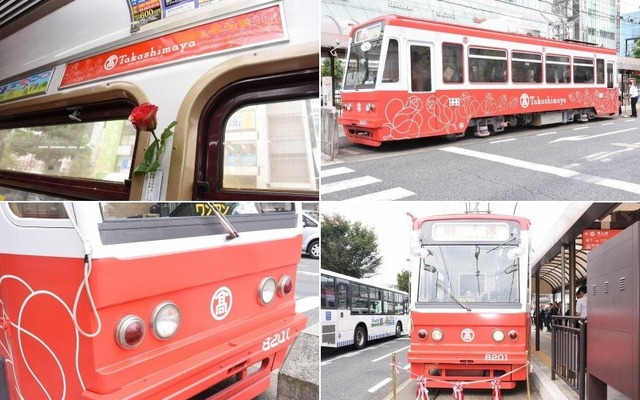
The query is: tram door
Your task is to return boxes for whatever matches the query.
[407,42,441,135]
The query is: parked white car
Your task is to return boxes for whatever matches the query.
[302,212,319,259]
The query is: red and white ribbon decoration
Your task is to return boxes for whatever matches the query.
[491,378,502,400]
[416,376,430,400]
[452,382,464,400]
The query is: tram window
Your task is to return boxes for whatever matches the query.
[199,69,319,200]
[442,43,463,83]
[546,55,570,83]
[468,47,507,83]
[410,45,432,91]
[511,51,542,83]
[596,59,605,84]
[8,203,68,219]
[607,62,614,88]
[573,57,594,83]
[381,39,399,83]
[0,98,137,199]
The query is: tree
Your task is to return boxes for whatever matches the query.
[321,213,383,279]
[633,39,640,59]
[396,269,410,293]
[321,57,344,82]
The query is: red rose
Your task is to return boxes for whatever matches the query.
[128,103,158,131]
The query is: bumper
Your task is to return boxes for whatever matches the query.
[81,313,307,400]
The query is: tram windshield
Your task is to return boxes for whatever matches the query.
[343,38,383,90]
[418,244,523,306]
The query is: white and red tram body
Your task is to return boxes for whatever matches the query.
[407,213,531,389]
[339,15,618,147]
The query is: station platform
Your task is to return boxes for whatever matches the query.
[383,328,630,400]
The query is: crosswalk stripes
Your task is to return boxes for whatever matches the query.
[320,166,415,200]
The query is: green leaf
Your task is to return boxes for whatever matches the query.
[134,162,151,173]
[144,141,159,163]
[161,121,177,140]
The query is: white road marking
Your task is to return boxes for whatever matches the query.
[441,147,579,178]
[367,378,392,393]
[549,127,637,143]
[441,146,640,195]
[345,188,415,201]
[371,345,410,363]
[490,138,516,144]
[321,176,381,194]
[537,131,557,136]
[572,126,590,130]
[321,167,354,178]
[295,296,319,313]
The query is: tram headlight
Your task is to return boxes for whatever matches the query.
[492,329,505,342]
[151,302,180,340]
[417,329,428,340]
[365,103,376,112]
[431,328,444,341]
[343,103,352,112]
[258,277,277,305]
[115,315,145,349]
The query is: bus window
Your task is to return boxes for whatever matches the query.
[199,69,319,200]
[410,45,432,91]
[321,275,336,308]
[442,43,463,83]
[381,39,399,83]
[351,283,368,314]
[337,279,349,310]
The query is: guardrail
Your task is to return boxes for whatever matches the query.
[551,315,587,400]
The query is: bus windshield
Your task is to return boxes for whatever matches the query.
[418,244,522,305]
[343,38,383,90]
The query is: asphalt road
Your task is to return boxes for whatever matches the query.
[321,115,640,200]
[321,335,542,400]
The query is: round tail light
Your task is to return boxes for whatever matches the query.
[278,275,293,296]
[417,329,428,340]
[509,330,519,341]
[151,302,180,340]
[258,277,277,305]
[115,315,145,349]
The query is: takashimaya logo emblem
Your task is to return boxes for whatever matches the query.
[520,93,530,109]
[211,286,233,321]
[104,55,119,71]
[461,328,475,342]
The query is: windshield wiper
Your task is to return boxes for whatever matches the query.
[487,236,517,253]
[436,281,471,312]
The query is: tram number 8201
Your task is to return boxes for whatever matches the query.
[485,354,509,361]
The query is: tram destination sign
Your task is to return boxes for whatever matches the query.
[430,222,511,242]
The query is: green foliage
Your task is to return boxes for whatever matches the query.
[134,120,177,173]
[633,39,640,59]
[396,269,410,293]
[321,57,344,82]
[321,213,383,279]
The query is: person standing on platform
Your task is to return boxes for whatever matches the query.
[575,285,587,319]
[629,79,638,118]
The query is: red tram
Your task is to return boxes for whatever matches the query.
[338,15,619,146]
[407,212,531,390]
[0,202,307,399]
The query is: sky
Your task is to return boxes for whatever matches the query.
[621,0,639,14]
[320,201,592,287]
